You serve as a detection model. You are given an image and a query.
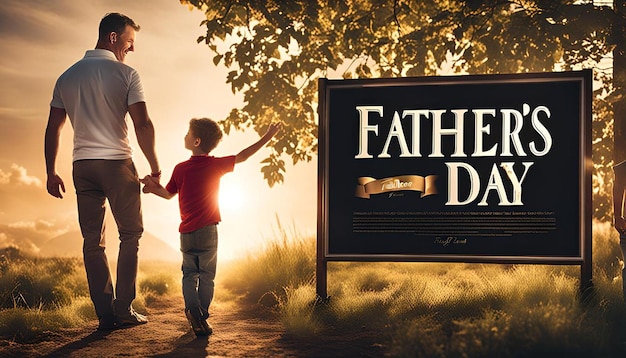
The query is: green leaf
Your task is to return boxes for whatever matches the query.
[212,54,223,66]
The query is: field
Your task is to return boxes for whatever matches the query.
[1,220,626,357]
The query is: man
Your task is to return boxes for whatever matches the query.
[44,12,160,330]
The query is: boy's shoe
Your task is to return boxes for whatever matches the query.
[185,308,211,336]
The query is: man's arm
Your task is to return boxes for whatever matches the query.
[128,102,160,177]
[235,123,281,164]
[44,107,67,199]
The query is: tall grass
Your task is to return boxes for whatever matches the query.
[135,261,181,307]
[219,220,626,356]
[0,297,95,342]
[0,248,180,342]
[0,248,87,310]
[218,218,315,304]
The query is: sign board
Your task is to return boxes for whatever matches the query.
[316,71,592,298]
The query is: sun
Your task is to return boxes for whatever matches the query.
[219,176,245,213]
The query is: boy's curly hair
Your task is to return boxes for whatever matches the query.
[189,118,223,153]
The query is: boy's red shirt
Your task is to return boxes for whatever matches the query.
[165,155,236,233]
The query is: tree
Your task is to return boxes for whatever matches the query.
[181,0,625,221]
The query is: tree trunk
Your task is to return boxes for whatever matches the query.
[614,0,626,163]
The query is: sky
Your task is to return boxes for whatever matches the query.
[0,0,317,261]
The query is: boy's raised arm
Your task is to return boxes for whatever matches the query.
[235,123,281,164]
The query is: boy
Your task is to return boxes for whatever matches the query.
[141,118,280,336]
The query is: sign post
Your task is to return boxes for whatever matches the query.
[316,70,593,301]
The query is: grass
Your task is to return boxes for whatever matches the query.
[135,261,181,307]
[0,249,87,310]
[217,218,315,304]
[3,220,626,355]
[216,220,626,357]
[0,248,180,342]
[0,297,94,342]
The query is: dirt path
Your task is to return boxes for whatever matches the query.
[0,295,386,357]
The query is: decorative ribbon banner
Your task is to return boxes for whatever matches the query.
[355,175,438,199]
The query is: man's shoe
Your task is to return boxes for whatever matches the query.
[97,315,117,331]
[185,308,211,336]
[116,308,148,327]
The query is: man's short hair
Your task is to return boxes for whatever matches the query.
[98,12,140,41]
[189,118,223,153]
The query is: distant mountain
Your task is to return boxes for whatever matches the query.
[39,228,180,262]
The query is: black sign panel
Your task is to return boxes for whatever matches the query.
[317,71,592,263]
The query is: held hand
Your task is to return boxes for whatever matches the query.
[140,175,159,194]
[46,174,65,199]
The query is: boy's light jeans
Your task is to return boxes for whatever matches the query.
[180,224,218,319]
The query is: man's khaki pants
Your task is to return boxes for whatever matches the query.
[73,159,142,319]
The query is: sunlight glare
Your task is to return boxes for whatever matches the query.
[219,176,245,213]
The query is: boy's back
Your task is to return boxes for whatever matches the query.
[166,155,235,233]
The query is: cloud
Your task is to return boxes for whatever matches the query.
[0,162,76,225]
[0,163,43,187]
[8,219,61,232]
[0,1,81,45]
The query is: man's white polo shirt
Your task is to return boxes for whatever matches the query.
[50,49,146,162]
